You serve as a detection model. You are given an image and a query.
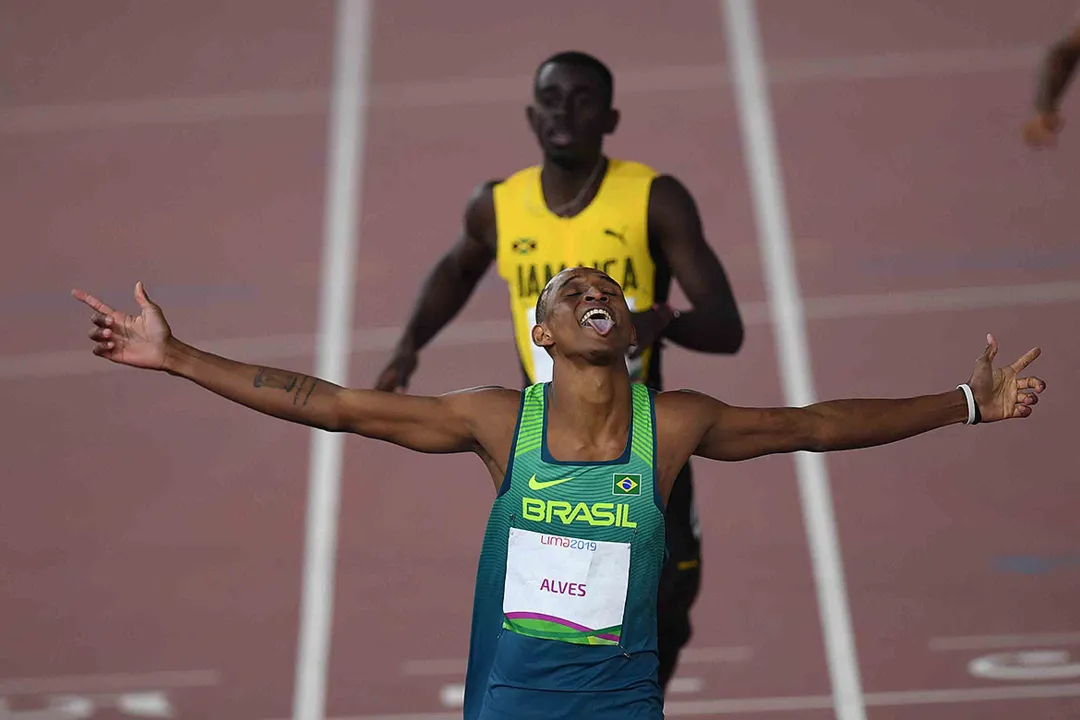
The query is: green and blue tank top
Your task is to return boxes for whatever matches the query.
[462,382,667,718]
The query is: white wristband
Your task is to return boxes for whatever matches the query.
[956,383,977,425]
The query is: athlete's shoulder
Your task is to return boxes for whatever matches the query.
[656,387,713,403]
[609,158,660,179]
[440,385,522,416]
[466,179,502,208]
[654,389,725,422]
[489,166,540,215]
[646,173,702,226]
[464,179,501,233]
[647,172,695,200]
[498,164,542,187]
[441,384,520,401]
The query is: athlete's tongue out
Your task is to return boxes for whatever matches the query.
[587,317,613,335]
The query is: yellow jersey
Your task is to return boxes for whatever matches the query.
[494,158,659,384]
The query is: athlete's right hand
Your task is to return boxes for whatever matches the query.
[373,347,418,392]
[72,282,172,370]
[1023,111,1064,148]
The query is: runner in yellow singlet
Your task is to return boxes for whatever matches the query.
[374,51,744,690]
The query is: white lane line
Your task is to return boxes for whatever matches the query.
[19,279,1080,383]
[766,46,1040,84]
[677,645,754,664]
[665,682,1080,715]
[931,632,1080,651]
[0,47,1042,134]
[437,684,464,709]
[721,2,864,719]
[299,715,460,720]
[261,682,1080,719]
[667,693,836,715]
[0,670,219,694]
[804,280,1080,319]
[291,3,371,720]
[967,650,1080,681]
[667,677,705,694]
[862,682,1080,707]
[399,645,750,677]
[399,659,467,677]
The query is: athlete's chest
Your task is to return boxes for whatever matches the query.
[503,214,651,305]
[503,201,648,264]
[495,171,657,301]
[514,465,649,533]
[501,461,655,648]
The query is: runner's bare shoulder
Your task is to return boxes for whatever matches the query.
[440,385,521,421]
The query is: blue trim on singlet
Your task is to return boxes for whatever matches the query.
[495,389,528,499]
[647,387,666,514]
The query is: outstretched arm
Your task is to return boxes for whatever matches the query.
[163,342,495,452]
[73,283,507,454]
[662,335,1045,463]
[374,181,499,391]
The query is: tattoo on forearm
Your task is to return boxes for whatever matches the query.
[292,375,320,406]
[253,368,319,406]
[253,367,297,392]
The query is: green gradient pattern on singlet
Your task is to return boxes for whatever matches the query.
[503,382,665,645]
[461,381,667,717]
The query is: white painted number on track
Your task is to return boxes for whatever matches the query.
[969,650,1080,681]
[438,684,464,708]
[0,692,174,718]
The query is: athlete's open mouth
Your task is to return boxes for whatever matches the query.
[579,307,614,336]
[549,129,573,147]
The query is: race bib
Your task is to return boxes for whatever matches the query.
[502,527,631,646]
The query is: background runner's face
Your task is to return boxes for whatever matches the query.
[527,63,616,167]
[543,269,634,362]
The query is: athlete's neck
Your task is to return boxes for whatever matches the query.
[540,154,607,216]
[547,361,631,460]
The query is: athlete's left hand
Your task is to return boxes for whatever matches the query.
[1023,111,1064,148]
[72,282,172,370]
[628,304,676,359]
[967,334,1046,423]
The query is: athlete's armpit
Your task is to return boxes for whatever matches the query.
[337,384,519,458]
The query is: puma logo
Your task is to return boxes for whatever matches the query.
[604,228,627,243]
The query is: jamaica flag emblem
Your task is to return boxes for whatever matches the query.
[512,237,537,255]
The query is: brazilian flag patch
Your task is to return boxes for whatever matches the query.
[612,473,641,496]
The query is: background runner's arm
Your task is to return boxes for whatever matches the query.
[647,174,743,354]
[164,340,485,453]
[1035,24,1080,113]
[389,181,497,356]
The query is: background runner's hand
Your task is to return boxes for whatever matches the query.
[374,348,418,392]
[967,333,1045,423]
[71,282,172,370]
[1023,112,1064,147]
[628,304,675,359]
